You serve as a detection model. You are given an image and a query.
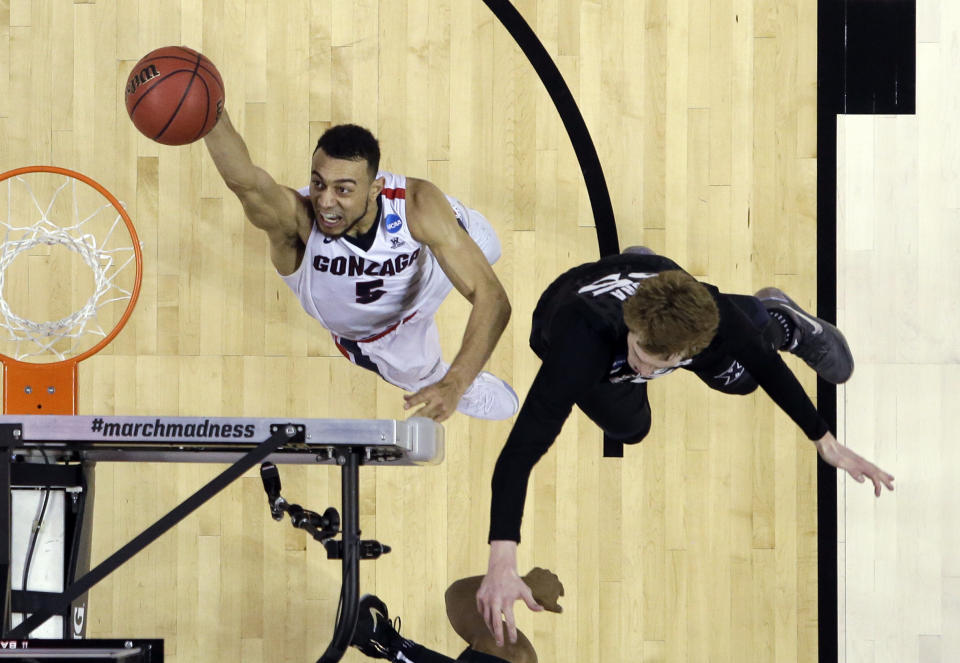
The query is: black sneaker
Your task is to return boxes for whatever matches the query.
[351,594,402,660]
[754,287,854,384]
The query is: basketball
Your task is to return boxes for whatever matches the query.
[124,45,225,146]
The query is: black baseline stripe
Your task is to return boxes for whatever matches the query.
[817,2,842,658]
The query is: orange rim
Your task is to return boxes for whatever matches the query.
[0,165,143,368]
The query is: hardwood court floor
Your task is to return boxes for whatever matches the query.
[1,2,818,661]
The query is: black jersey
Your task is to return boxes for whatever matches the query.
[529,253,691,383]
[488,254,830,543]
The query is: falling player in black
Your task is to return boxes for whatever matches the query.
[476,249,895,647]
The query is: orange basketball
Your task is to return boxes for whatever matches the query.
[125,46,225,146]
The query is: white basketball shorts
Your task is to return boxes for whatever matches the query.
[332,204,501,392]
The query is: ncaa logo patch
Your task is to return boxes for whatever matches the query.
[385,214,403,234]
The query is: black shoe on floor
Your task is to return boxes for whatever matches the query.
[351,594,403,660]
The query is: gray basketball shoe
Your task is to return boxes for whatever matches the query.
[456,371,520,420]
[622,245,656,256]
[754,287,854,384]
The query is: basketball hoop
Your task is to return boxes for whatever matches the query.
[0,166,142,414]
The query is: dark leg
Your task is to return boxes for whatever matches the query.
[386,644,510,663]
[621,245,655,256]
[351,592,512,663]
[576,381,652,457]
[576,380,651,443]
[725,294,783,350]
[395,645,512,663]
[456,648,513,662]
[396,645,459,662]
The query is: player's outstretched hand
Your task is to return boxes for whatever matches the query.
[816,432,895,497]
[404,377,463,422]
[477,542,543,647]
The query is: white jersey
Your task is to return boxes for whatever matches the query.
[281,171,465,340]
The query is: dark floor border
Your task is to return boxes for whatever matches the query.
[818,1,842,660]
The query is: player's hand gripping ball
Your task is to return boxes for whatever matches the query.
[125,45,224,146]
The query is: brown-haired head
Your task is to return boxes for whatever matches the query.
[622,270,719,358]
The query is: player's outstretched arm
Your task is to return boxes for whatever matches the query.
[203,110,308,274]
[815,431,895,496]
[403,178,511,421]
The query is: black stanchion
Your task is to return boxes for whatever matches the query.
[261,449,389,663]
[317,449,361,663]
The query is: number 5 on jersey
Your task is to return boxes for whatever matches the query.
[356,279,386,304]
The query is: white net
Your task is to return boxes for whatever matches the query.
[0,171,139,362]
